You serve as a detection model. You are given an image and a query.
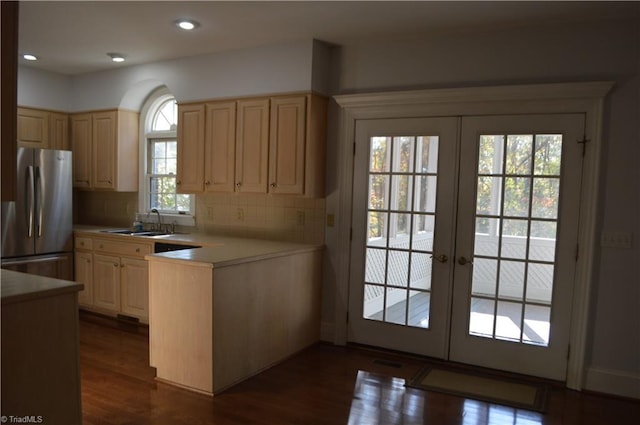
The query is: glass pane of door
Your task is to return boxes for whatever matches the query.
[363,135,439,328]
[470,133,562,346]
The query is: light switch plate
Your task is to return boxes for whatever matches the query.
[600,231,633,248]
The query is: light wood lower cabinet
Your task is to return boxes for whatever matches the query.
[93,253,121,311]
[74,250,93,306]
[74,234,151,322]
[120,257,149,318]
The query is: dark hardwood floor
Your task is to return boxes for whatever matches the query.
[79,313,640,425]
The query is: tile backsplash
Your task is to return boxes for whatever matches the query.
[74,191,137,227]
[74,191,326,245]
[195,193,326,245]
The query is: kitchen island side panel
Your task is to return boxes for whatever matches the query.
[1,276,82,425]
[148,260,214,394]
[147,246,322,396]
[212,249,323,393]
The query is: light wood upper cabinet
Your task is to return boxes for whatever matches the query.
[71,113,92,188]
[92,111,117,189]
[50,112,70,150]
[177,104,205,193]
[236,98,270,193]
[269,96,306,195]
[204,101,236,193]
[176,93,327,197]
[71,109,139,191]
[17,107,70,150]
[17,107,49,148]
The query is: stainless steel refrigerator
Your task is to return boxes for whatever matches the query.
[1,148,74,280]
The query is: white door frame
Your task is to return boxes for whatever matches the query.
[333,81,613,390]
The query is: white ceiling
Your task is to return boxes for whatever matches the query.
[18,1,640,76]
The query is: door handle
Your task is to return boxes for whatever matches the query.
[458,256,473,266]
[35,166,43,237]
[26,166,34,238]
[431,254,448,263]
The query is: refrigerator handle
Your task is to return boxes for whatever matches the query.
[26,166,34,238]
[36,166,43,238]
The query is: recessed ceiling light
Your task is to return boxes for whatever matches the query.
[107,53,125,63]
[23,54,38,61]
[176,19,199,30]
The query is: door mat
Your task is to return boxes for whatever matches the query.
[406,367,549,413]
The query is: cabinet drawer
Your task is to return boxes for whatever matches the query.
[93,238,152,258]
[75,236,93,251]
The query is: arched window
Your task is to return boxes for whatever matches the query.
[138,88,194,225]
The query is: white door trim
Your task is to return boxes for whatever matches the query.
[333,81,613,390]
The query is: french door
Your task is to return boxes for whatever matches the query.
[348,113,585,380]
[348,117,459,358]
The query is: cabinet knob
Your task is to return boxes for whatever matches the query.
[205,180,211,186]
[270,182,277,188]
[135,248,140,252]
[177,180,182,185]
[113,263,119,267]
[108,180,112,184]
[236,182,242,187]
[99,244,104,249]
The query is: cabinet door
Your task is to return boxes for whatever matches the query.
[269,96,306,195]
[92,111,117,190]
[17,108,49,148]
[74,250,93,306]
[204,101,236,193]
[50,112,70,150]
[120,257,149,319]
[93,253,120,312]
[177,103,205,193]
[71,114,92,188]
[236,99,269,193]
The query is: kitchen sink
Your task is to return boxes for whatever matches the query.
[99,229,171,237]
[136,231,170,237]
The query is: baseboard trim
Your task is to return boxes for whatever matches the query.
[585,367,640,399]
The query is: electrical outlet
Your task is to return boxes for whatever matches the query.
[237,207,244,221]
[601,231,633,248]
[296,210,305,226]
[326,214,335,227]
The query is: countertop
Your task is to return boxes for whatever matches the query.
[74,225,323,268]
[1,269,83,305]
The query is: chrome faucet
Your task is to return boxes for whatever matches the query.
[151,208,162,230]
